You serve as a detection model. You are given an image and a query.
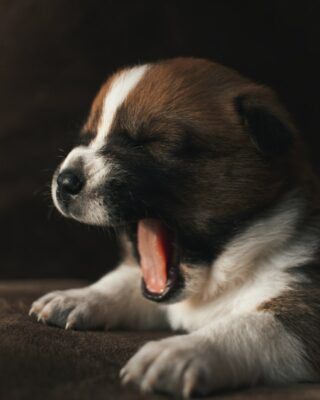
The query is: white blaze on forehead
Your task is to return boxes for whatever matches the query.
[92,64,150,149]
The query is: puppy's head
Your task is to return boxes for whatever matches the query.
[52,58,301,302]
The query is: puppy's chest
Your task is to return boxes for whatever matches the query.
[166,268,293,332]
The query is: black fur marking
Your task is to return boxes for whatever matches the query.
[236,96,293,156]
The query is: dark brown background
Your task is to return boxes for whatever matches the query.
[0,0,319,280]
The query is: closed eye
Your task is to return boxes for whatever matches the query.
[107,130,160,150]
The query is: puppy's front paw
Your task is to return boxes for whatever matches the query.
[120,336,217,398]
[29,287,109,330]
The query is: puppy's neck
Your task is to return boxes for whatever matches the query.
[192,190,319,302]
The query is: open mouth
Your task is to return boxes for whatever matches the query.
[137,219,183,302]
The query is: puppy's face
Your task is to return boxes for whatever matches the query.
[52,58,296,302]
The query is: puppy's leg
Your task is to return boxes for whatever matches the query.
[30,265,168,330]
[121,313,315,397]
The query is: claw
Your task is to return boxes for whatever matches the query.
[119,367,127,378]
[182,383,193,399]
[121,371,133,386]
[182,371,197,399]
[37,314,47,324]
[65,320,75,330]
[141,379,153,394]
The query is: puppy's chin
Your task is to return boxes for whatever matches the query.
[67,203,109,226]
[64,205,109,227]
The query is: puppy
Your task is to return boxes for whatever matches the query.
[30,58,320,397]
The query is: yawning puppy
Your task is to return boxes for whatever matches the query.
[30,58,320,397]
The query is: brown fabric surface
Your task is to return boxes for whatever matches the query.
[0,280,320,400]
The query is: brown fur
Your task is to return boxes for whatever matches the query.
[102,58,314,227]
[259,284,320,374]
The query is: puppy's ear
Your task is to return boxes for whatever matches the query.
[235,90,296,156]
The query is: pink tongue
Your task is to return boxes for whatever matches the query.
[138,219,169,294]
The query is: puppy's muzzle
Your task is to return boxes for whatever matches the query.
[56,169,84,205]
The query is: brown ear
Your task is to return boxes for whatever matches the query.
[235,88,296,156]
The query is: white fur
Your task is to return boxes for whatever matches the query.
[209,196,304,296]
[92,64,149,149]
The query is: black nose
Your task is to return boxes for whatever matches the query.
[57,170,84,196]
